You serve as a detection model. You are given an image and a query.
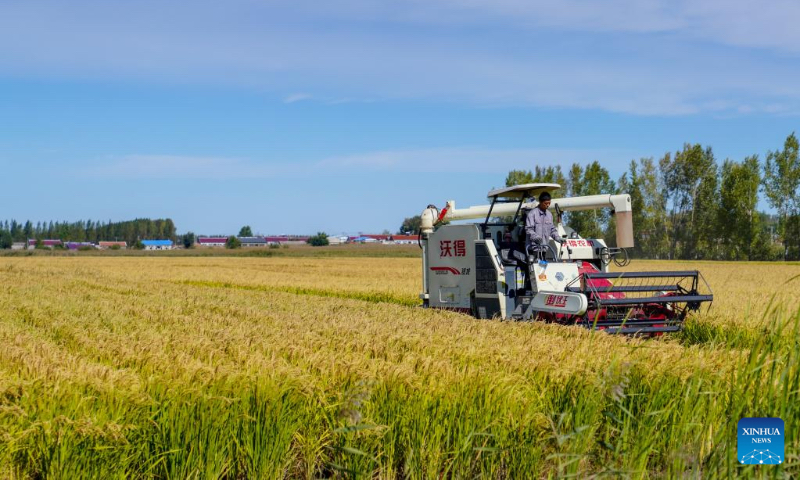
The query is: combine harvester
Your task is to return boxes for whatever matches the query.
[418,184,712,335]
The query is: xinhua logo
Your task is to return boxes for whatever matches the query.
[738,418,784,465]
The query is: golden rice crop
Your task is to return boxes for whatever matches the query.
[0,256,798,478]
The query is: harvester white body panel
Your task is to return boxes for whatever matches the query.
[529,291,588,316]
[530,262,580,293]
[425,224,481,312]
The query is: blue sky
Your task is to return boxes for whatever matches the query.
[1,1,799,235]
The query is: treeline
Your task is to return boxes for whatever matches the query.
[506,133,800,261]
[0,218,177,248]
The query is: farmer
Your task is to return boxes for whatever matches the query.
[525,191,564,251]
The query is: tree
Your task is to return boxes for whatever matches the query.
[0,230,12,249]
[399,216,422,234]
[133,239,144,250]
[505,169,534,186]
[10,220,20,242]
[183,232,196,249]
[693,161,719,259]
[505,166,568,191]
[0,217,179,247]
[239,225,253,237]
[163,218,177,241]
[307,232,329,247]
[535,165,568,191]
[719,156,761,260]
[785,214,800,260]
[566,161,614,239]
[660,144,718,259]
[762,132,800,260]
[618,158,669,258]
[226,236,241,249]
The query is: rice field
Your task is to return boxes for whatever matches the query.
[0,255,798,478]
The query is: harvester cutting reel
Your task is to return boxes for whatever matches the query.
[521,265,714,335]
[517,242,713,334]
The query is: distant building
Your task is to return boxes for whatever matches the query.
[356,234,392,242]
[391,235,417,245]
[141,240,173,250]
[197,237,227,247]
[11,242,26,250]
[65,242,95,250]
[285,236,309,245]
[346,234,416,245]
[263,236,310,245]
[27,239,62,249]
[263,236,285,245]
[350,236,378,243]
[98,241,127,249]
[238,236,268,247]
[328,236,349,245]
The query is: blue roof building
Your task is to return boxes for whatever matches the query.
[141,239,174,250]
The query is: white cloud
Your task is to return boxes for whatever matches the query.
[385,0,800,52]
[284,93,312,103]
[679,0,800,52]
[89,147,637,180]
[286,0,800,52]
[1,1,799,115]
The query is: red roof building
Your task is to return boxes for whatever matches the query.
[391,235,417,244]
[197,237,227,247]
[263,236,310,244]
[99,241,127,249]
[27,239,62,249]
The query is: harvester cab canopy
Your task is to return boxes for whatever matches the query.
[482,183,562,233]
[486,183,561,200]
